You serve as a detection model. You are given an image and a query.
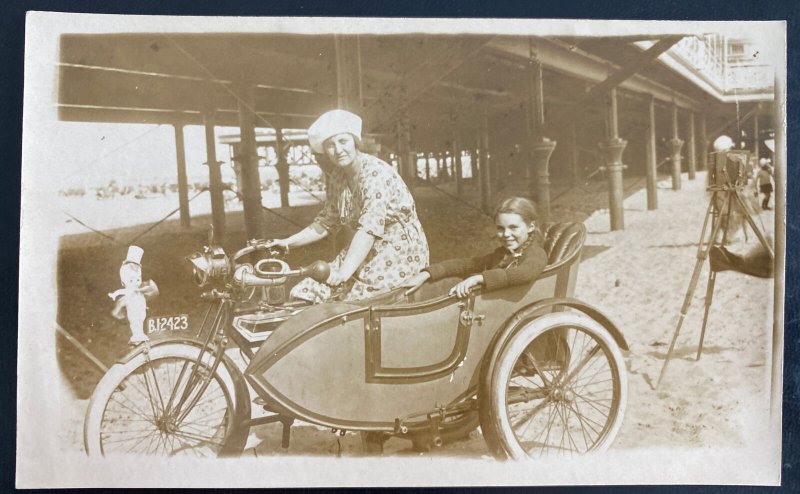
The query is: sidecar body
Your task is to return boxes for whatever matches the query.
[244,222,628,443]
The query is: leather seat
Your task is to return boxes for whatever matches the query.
[541,222,586,268]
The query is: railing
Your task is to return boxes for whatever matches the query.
[665,35,773,95]
[669,35,726,89]
[725,63,774,93]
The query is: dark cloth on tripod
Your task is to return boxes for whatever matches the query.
[709,244,773,279]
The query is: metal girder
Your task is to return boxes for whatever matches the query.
[58,104,317,129]
[487,37,702,111]
[362,36,494,133]
[544,36,684,134]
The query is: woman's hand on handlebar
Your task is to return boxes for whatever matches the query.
[258,238,290,255]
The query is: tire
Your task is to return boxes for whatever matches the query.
[84,343,250,457]
[480,312,627,460]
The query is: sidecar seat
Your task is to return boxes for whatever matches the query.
[405,221,586,303]
[542,222,586,268]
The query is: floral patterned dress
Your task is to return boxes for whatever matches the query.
[290,153,429,302]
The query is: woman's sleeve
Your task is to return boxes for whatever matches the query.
[312,182,342,235]
[356,166,391,239]
[481,244,548,291]
[425,251,499,281]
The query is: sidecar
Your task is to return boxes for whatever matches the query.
[244,222,629,458]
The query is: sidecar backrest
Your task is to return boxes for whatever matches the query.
[541,222,586,273]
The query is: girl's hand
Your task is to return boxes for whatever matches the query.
[449,275,484,298]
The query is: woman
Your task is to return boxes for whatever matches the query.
[267,109,429,302]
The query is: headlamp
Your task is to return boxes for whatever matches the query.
[187,246,230,287]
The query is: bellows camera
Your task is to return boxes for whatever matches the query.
[708,150,750,189]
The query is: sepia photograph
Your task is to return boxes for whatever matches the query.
[17,13,786,487]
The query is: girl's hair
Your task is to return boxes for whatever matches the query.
[493,196,538,224]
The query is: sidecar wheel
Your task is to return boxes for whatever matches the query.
[84,343,250,457]
[480,312,627,459]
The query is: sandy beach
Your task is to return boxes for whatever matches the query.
[53,170,777,461]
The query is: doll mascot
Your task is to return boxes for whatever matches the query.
[109,246,159,344]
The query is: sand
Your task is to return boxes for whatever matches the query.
[55,171,777,459]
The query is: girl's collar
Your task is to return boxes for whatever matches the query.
[507,236,534,257]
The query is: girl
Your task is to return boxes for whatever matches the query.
[405,196,547,298]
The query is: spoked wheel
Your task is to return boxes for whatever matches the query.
[480,312,627,460]
[84,343,250,457]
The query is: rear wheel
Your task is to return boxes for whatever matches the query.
[84,343,250,457]
[481,312,627,459]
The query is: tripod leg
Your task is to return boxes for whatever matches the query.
[721,188,734,245]
[696,270,717,360]
[656,193,731,389]
[656,255,706,388]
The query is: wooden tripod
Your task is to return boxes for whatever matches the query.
[655,185,773,389]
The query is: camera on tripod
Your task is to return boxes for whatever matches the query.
[708,149,750,190]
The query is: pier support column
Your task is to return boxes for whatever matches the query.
[397,118,415,185]
[532,139,557,222]
[173,123,191,229]
[334,34,362,112]
[479,114,492,214]
[203,112,225,237]
[527,49,556,220]
[645,96,658,210]
[275,128,290,208]
[753,113,760,162]
[451,128,463,196]
[601,138,627,231]
[569,122,579,187]
[668,103,684,190]
[687,112,697,180]
[700,113,708,171]
[236,82,262,240]
[602,88,626,231]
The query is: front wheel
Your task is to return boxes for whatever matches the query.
[480,312,627,459]
[84,343,250,457]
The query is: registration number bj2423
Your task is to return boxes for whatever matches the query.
[146,314,189,334]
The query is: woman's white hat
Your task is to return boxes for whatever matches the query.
[307,109,362,153]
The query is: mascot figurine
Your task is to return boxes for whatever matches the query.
[109,246,159,344]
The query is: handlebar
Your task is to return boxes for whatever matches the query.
[230,239,288,265]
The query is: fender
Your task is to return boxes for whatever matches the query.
[479,297,629,392]
[115,332,217,364]
[113,333,251,420]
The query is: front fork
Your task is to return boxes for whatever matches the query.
[138,298,232,427]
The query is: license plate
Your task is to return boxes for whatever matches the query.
[146,314,189,334]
